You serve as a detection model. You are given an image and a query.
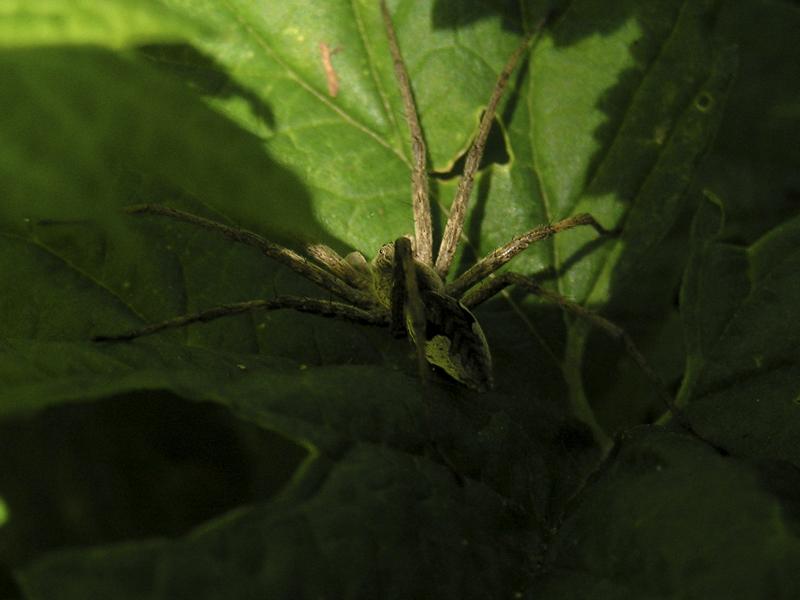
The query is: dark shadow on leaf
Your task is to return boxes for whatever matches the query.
[432,0,571,35]
[0,568,20,600]
[0,46,366,352]
[432,0,525,34]
[137,43,275,132]
[0,46,346,251]
[0,392,305,570]
[552,235,613,279]
[754,460,800,538]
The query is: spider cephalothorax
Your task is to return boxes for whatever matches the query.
[95,1,675,407]
[361,238,493,391]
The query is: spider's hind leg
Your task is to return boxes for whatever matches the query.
[461,272,730,452]
[93,297,387,342]
[461,272,686,423]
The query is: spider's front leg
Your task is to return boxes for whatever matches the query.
[124,204,374,308]
[446,213,614,298]
[93,205,391,342]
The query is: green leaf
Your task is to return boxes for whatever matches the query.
[0,0,205,48]
[18,447,534,599]
[529,428,800,599]
[679,194,800,465]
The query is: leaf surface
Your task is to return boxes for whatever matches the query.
[529,428,800,600]
[679,197,800,465]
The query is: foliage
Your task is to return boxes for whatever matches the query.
[1,0,799,598]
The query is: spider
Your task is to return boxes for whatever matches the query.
[95,1,675,413]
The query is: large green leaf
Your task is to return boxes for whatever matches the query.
[1,0,798,597]
[0,0,204,48]
[679,195,800,465]
[19,445,536,599]
[0,0,735,427]
[528,427,800,599]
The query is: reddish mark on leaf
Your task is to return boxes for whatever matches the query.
[319,42,342,98]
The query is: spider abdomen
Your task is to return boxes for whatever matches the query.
[410,291,493,391]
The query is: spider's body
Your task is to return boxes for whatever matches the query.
[362,241,492,390]
[411,291,493,391]
[96,1,669,401]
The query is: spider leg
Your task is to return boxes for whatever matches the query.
[380,0,433,266]
[460,272,687,422]
[124,204,373,308]
[93,296,387,342]
[434,24,546,280]
[446,213,613,297]
[306,243,368,288]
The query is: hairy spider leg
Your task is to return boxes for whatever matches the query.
[380,0,433,266]
[124,204,373,308]
[446,213,613,298]
[306,243,369,288]
[92,296,386,342]
[434,28,542,279]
